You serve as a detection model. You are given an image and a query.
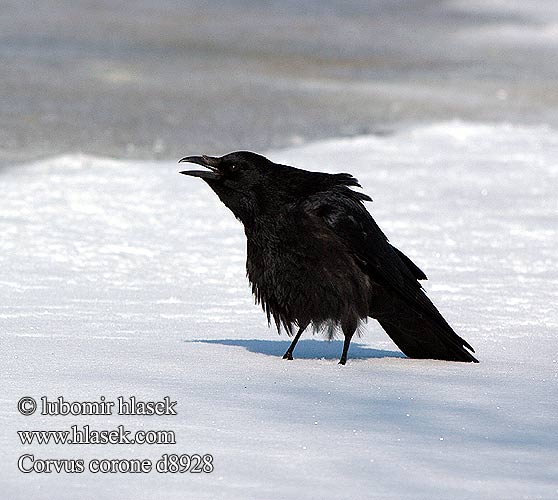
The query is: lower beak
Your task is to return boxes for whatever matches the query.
[179,155,221,180]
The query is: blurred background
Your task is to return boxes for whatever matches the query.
[2,0,558,164]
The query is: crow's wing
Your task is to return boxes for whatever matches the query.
[302,186,477,358]
[303,188,425,303]
[392,246,427,280]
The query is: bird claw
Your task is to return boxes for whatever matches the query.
[282,352,293,360]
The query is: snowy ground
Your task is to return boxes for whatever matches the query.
[1,122,557,499]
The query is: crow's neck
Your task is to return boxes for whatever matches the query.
[243,205,299,255]
[236,188,293,232]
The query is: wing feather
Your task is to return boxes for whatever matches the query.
[302,183,475,354]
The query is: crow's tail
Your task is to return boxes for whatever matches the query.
[375,295,478,363]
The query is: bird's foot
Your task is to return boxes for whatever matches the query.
[338,358,347,365]
[282,352,293,360]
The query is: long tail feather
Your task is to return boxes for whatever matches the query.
[374,295,478,362]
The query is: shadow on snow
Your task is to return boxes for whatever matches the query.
[187,338,406,360]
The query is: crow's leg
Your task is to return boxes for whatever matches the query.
[282,325,307,360]
[339,329,355,365]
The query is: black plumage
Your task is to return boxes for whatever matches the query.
[179,151,478,364]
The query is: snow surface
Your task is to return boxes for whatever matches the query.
[1,122,557,499]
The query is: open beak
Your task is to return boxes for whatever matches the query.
[179,155,221,180]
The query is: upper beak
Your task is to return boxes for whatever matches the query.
[179,155,221,180]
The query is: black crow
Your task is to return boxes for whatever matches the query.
[179,151,478,364]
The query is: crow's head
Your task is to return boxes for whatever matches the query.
[179,150,369,227]
[179,151,276,225]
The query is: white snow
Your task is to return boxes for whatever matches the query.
[1,122,557,499]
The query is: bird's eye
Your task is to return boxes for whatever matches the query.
[230,164,239,172]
